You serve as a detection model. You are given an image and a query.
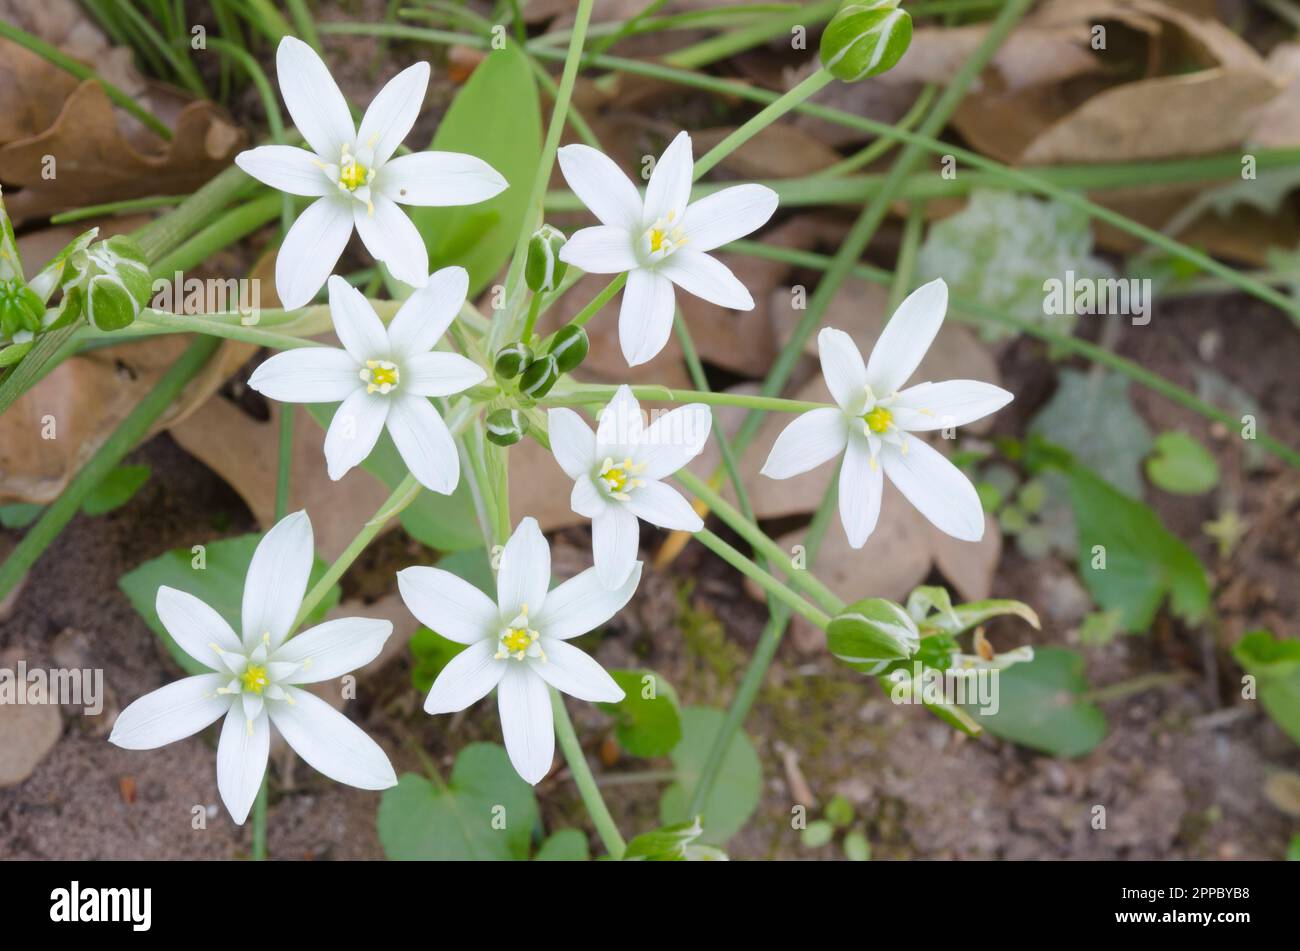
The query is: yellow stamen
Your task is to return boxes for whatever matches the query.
[240,664,269,695]
[339,159,368,191]
[360,359,400,395]
[864,406,893,434]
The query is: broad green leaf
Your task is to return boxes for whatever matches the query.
[825,794,855,828]
[305,404,480,552]
[966,646,1107,757]
[377,744,538,860]
[1030,369,1152,499]
[118,534,340,675]
[623,817,725,860]
[597,669,682,758]
[82,464,150,516]
[1234,630,1300,745]
[533,828,590,861]
[843,830,871,861]
[408,45,542,296]
[1145,431,1219,495]
[1064,459,1209,632]
[659,706,761,844]
[801,820,834,848]
[0,503,42,528]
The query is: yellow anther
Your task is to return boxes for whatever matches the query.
[864,406,893,434]
[360,359,400,395]
[339,159,368,191]
[240,664,269,695]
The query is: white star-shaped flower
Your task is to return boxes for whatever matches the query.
[547,386,710,589]
[761,279,1013,547]
[398,517,636,784]
[249,268,485,493]
[109,511,397,824]
[556,131,778,366]
[234,36,507,309]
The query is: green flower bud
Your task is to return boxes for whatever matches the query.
[494,341,534,379]
[519,353,560,399]
[827,598,920,673]
[485,408,528,446]
[0,340,33,367]
[77,235,152,332]
[0,279,44,338]
[525,225,569,293]
[0,186,23,285]
[547,324,589,373]
[819,1,913,83]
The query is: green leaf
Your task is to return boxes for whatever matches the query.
[377,744,538,860]
[0,503,42,529]
[597,669,682,758]
[1145,431,1220,495]
[533,828,590,861]
[917,597,1039,637]
[624,817,726,861]
[1030,369,1153,499]
[118,534,340,675]
[966,646,1107,757]
[659,707,761,844]
[82,464,150,516]
[407,45,541,296]
[1234,630,1300,745]
[825,793,854,828]
[843,830,871,861]
[801,820,834,848]
[305,404,481,552]
[1063,459,1210,632]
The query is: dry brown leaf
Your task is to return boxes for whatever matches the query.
[0,81,245,223]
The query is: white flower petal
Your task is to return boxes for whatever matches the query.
[890,379,1014,432]
[839,437,884,548]
[354,196,428,290]
[109,674,231,749]
[247,346,360,403]
[558,225,639,274]
[397,565,499,645]
[882,434,984,541]
[760,407,848,480]
[625,480,702,532]
[327,275,390,361]
[497,666,554,785]
[386,265,467,359]
[497,517,551,619]
[422,639,504,713]
[593,505,640,590]
[658,249,753,310]
[155,586,241,671]
[571,477,606,519]
[618,268,676,367]
[234,145,331,196]
[276,197,354,310]
[556,144,643,231]
[275,36,355,161]
[530,640,623,703]
[386,394,459,494]
[216,701,269,825]
[270,686,396,790]
[818,327,869,412]
[355,61,428,166]
[680,183,779,252]
[595,384,645,452]
[400,352,485,398]
[274,617,392,683]
[241,510,314,649]
[636,402,712,480]
[532,562,641,641]
[548,408,596,480]
[378,151,508,206]
[865,278,948,395]
[644,131,693,225]
[324,387,390,481]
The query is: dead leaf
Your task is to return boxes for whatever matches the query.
[0,648,63,787]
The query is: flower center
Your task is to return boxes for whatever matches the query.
[642,212,686,261]
[495,606,544,662]
[240,664,269,695]
[335,143,373,193]
[360,359,400,395]
[864,406,893,434]
[597,457,646,502]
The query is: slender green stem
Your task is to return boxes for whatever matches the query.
[675,471,843,614]
[284,0,323,51]
[693,529,831,629]
[275,405,294,522]
[551,689,627,859]
[151,194,283,277]
[0,20,173,139]
[818,85,937,179]
[0,337,221,601]
[548,383,827,413]
[134,164,258,263]
[693,69,833,178]
[251,785,269,860]
[521,293,544,344]
[664,0,837,69]
[565,275,625,331]
[50,195,186,225]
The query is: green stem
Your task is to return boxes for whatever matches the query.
[550,382,827,413]
[551,689,627,859]
[693,529,831,629]
[0,20,173,139]
[0,337,221,601]
[50,195,186,225]
[521,292,544,343]
[692,69,834,178]
[151,194,282,277]
[251,785,268,860]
